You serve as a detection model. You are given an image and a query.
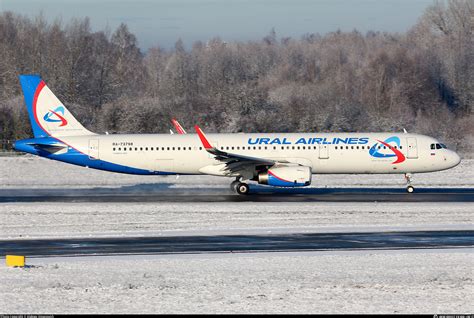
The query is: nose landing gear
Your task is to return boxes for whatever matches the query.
[405,173,415,193]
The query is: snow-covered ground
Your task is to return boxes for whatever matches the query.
[0,155,473,313]
[1,201,473,239]
[0,155,473,189]
[1,250,472,314]
[0,156,472,240]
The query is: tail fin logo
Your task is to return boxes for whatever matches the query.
[369,136,406,164]
[43,106,68,127]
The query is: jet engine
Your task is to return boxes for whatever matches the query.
[258,165,311,187]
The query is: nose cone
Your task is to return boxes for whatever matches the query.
[450,151,461,168]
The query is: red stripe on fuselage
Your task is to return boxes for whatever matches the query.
[377,139,406,164]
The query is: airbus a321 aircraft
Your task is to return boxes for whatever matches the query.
[14,75,461,195]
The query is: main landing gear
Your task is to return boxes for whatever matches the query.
[405,173,415,193]
[230,177,250,195]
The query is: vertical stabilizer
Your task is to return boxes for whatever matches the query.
[19,75,94,138]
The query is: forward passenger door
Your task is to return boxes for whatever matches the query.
[319,144,329,159]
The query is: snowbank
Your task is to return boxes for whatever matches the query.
[0,250,472,314]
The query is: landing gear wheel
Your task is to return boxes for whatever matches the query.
[230,178,241,191]
[404,173,414,193]
[230,181,239,191]
[236,182,250,195]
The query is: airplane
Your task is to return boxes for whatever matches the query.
[13,75,461,195]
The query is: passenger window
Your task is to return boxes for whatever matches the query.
[431,144,435,150]
[436,144,442,149]
[440,144,447,149]
[113,148,116,151]
[145,147,148,151]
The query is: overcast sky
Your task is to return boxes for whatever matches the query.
[1,0,434,51]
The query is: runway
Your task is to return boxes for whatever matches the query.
[1,230,472,257]
[0,186,473,202]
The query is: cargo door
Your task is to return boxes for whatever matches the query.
[406,137,418,159]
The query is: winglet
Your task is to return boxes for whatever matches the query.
[194,125,213,150]
[172,119,187,134]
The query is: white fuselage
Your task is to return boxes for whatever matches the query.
[58,132,461,176]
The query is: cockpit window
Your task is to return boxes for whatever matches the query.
[431,143,448,150]
[430,144,448,149]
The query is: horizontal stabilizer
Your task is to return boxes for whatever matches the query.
[27,142,67,154]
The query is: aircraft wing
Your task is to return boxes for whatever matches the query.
[172,119,187,134]
[194,125,276,167]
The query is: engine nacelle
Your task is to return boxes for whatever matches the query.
[258,165,312,187]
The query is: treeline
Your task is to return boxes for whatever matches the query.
[0,0,472,154]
